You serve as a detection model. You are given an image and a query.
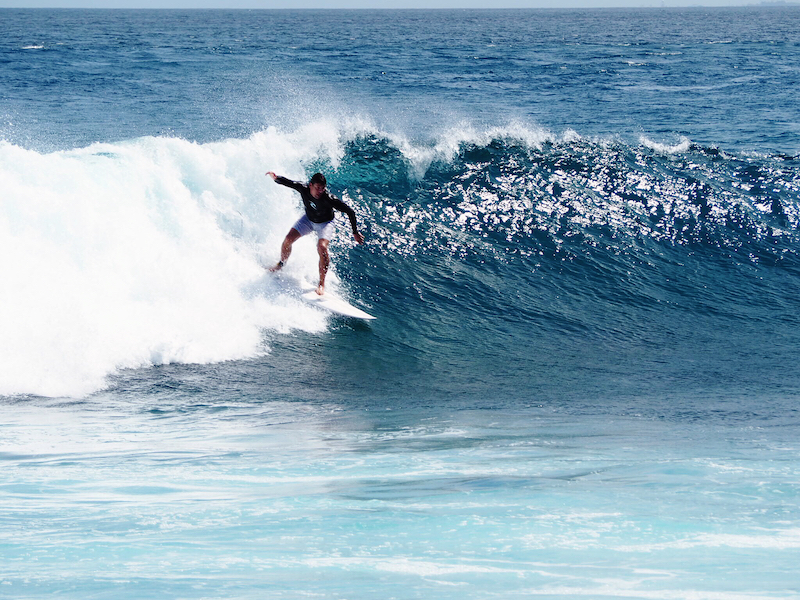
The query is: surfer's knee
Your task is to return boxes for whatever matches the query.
[317,239,330,259]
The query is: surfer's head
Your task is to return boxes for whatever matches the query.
[309,173,327,199]
[309,173,327,187]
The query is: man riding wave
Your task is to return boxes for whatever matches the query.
[266,171,364,295]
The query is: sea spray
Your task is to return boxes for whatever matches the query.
[0,135,334,397]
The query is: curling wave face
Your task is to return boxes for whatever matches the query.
[1,122,799,398]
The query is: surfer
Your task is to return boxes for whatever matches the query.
[266,171,365,295]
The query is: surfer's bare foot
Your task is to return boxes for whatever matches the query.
[268,260,284,273]
[316,283,325,295]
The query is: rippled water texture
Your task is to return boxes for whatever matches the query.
[2,8,800,600]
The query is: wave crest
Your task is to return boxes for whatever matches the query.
[337,130,800,263]
[2,122,798,397]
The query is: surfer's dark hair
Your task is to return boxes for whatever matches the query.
[309,173,327,187]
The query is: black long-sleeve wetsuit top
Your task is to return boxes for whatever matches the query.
[275,176,356,224]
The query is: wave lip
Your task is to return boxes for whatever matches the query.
[639,135,692,154]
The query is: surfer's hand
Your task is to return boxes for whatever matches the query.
[354,231,365,245]
[266,171,278,180]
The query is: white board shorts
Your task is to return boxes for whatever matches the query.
[292,214,335,241]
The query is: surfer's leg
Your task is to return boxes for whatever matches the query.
[316,238,330,295]
[269,228,302,271]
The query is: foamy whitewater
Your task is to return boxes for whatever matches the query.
[0,130,343,397]
[2,8,800,600]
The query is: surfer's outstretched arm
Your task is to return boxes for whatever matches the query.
[267,171,306,193]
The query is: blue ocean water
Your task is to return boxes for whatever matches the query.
[2,7,800,599]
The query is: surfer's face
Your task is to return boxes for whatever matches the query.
[309,182,325,199]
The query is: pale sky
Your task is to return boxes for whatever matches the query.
[0,0,785,8]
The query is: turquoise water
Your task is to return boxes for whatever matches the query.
[5,397,798,598]
[2,8,800,599]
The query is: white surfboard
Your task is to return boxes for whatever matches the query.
[301,289,376,320]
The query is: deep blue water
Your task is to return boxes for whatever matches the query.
[2,8,800,599]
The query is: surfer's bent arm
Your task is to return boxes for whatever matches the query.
[330,197,365,244]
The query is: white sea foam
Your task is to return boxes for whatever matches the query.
[304,556,529,577]
[0,132,338,398]
[385,120,557,180]
[523,586,785,599]
[640,135,692,154]
[617,528,800,552]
